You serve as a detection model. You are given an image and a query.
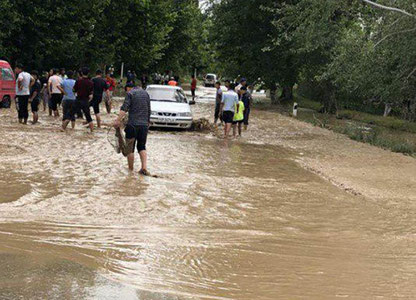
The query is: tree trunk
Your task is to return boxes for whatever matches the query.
[383,103,392,117]
[279,85,293,102]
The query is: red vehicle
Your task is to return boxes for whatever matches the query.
[0,60,15,108]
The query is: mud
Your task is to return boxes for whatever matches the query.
[0,87,415,299]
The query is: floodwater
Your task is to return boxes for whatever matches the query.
[0,87,415,299]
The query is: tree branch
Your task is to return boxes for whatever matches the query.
[361,0,415,18]
[374,27,416,47]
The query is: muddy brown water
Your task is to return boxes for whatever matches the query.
[0,87,415,299]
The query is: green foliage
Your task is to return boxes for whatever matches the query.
[0,0,204,75]
[209,0,295,91]
[207,0,416,119]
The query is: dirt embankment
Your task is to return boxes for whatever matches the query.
[248,108,416,201]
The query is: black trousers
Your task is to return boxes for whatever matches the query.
[17,95,29,120]
[78,99,93,123]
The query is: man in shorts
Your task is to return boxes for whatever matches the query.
[48,69,63,117]
[91,70,109,128]
[59,70,77,131]
[15,64,34,124]
[214,81,223,125]
[29,71,41,124]
[220,81,239,139]
[113,81,151,176]
[74,67,94,132]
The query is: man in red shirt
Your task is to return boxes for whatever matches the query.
[191,74,197,101]
[74,67,94,132]
[104,72,116,113]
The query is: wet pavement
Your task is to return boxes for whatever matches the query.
[0,87,415,299]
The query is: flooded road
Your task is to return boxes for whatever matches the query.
[0,87,415,299]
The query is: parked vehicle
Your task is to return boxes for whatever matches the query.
[204,73,217,87]
[147,85,193,129]
[0,60,15,108]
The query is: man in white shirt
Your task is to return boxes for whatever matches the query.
[48,69,63,117]
[220,80,239,139]
[15,64,34,124]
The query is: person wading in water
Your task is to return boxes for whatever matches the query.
[113,81,151,176]
[220,81,239,139]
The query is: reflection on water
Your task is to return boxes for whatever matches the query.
[0,89,415,299]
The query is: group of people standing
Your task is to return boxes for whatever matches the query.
[215,78,252,139]
[14,65,116,132]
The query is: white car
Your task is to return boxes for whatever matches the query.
[147,85,193,129]
[204,73,217,87]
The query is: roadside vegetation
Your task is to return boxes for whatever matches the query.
[0,0,211,75]
[208,0,416,128]
[255,95,416,156]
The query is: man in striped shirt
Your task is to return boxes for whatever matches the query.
[113,81,151,176]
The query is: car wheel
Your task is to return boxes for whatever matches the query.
[2,96,11,109]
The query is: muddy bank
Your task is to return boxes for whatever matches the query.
[252,109,416,201]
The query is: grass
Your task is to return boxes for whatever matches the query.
[336,110,416,134]
[254,95,416,157]
[295,95,416,134]
[333,125,416,155]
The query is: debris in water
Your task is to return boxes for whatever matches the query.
[190,118,213,132]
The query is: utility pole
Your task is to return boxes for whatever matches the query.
[120,62,124,81]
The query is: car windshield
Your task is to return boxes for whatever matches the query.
[147,87,187,103]
[1,68,14,81]
[206,75,215,80]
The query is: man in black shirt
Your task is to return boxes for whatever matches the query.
[30,71,42,124]
[74,67,94,132]
[91,69,109,128]
[114,81,151,176]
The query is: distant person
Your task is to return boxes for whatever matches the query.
[48,69,63,117]
[141,73,148,89]
[113,80,151,176]
[168,77,177,86]
[126,70,133,83]
[241,86,252,130]
[39,72,49,111]
[220,81,239,139]
[191,75,197,101]
[232,94,245,138]
[59,68,67,80]
[74,69,84,119]
[235,77,247,98]
[109,65,115,76]
[74,67,94,132]
[91,69,109,128]
[214,81,223,125]
[153,73,161,84]
[15,64,34,124]
[104,72,116,114]
[59,70,77,131]
[164,72,169,85]
[29,71,41,124]
[47,69,54,116]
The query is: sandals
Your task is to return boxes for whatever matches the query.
[139,169,151,176]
